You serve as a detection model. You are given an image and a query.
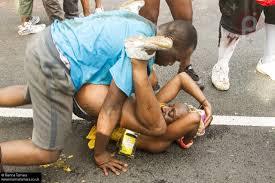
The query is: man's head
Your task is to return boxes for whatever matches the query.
[161,103,188,124]
[155,20,197,66]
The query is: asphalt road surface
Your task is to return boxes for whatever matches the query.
[0,0,274,182]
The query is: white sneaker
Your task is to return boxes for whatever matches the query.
[256,59,275,80]
[119,0,145,14]
[29,16,40,25]
[94,7,104,14]
[18,16,40,30]
[211,63,230,91]
[18,22,46,36]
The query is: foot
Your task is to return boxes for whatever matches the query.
[29,16,40,25]
[120,0,145,14]
[184,65,205,90]
[211,63,230,91]
[256,59,275,80]
[18,22,46,36]
[95,7,104,14]
[18,16,40,30]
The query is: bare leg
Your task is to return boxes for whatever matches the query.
[80,0,91,16]
[136,112,200,153]
[20,16,30,24]
[0,85,30,107]
[139,0,160,24]
[95,0,103,8]
[0,85,61,166]
[166,0,193,22]
[0,140,60,165]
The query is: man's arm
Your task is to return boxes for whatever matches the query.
[94,80,127,176]
[132,59,166,135]
[156,72,212,127]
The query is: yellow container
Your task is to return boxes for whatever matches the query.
[118,129,138,158]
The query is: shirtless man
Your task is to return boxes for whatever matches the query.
[75,71,212,154]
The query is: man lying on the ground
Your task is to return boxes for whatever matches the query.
[74,68,212,154]
[0,10,199,174]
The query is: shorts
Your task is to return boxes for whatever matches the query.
[219,0,275,35]
[72,98,95,122]
[24,26,75,150]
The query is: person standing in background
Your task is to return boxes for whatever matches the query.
[138,0,204,90]
[17,0,46,36]
[211,0,275,91]
[42,0,103,22]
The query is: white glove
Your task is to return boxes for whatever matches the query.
[124,35,173,60]
[119,0,145,14]
[95,7,104,14]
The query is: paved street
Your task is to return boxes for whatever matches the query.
[0,0,274,182]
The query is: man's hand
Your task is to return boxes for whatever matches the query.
[201,100,212,128]
[94,152,128,176]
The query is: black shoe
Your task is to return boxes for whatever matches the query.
[0,146,4,172]
[184,65,205,90]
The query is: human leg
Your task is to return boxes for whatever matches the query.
[41,0,64,22]
[63,0,79,19]
[0,140,60,165]
[211,26,240,90]
[0,27,74,167]
[139,0,160,24]
[18,0,45,36]
[136,112,200,153]
[165,0,205,90]
[256,6,275,80]
[166,0,193,22]
[0,85,30,107]
[18,0,33,23]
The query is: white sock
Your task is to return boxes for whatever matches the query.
[262,23,275,64]
[217,27,241,67]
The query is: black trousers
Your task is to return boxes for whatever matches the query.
[219,0,275,35]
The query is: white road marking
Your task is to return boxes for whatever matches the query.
[0,107,274,127]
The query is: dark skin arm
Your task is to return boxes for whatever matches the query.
[94,80,128,176]
[131,59,166,134]
[156,72,212,127]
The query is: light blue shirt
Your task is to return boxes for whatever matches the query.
[51,10,156,96]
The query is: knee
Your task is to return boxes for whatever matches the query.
[147,141,170,153]
[36,148,61,164]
